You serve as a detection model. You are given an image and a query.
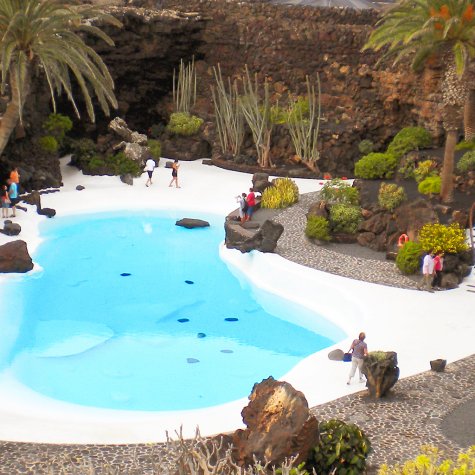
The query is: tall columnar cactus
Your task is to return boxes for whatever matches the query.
[172,57,197,114]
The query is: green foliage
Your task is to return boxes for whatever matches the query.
[378,183,406,211]
[358,139,374,155]
[38,135,59,153]
[147,139,161,160]
[261,178,299,209]
[329,204,362,234]
[354,153,397,179]
[106,152,142,177]
[166,112,203,136]
[67,138,97,165]
[320,179,360,205]
[418,223,469,254]
[368,351,387,361]
[305,216,331,241]
[413,160,437,183]
[378,445,475,475]
[387,127,432,160]
[396,241,423,275]
[418,176,441,195]
[455,140,475,151]
[276,462,310,475]
[457,151,475,174]
[88,154,106,170]
[312,419,371,475]
[43,113,73,143]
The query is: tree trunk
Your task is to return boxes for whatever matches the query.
[464,89,475,141]
[440,129,457,203]
[0,66,31,157]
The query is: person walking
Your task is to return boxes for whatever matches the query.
[432,251,444,289]
[144,157,156,187]
[1,184,10,218]
[10,167,20,186]
[237,192,248,222]
[168,159,180,188]
[245,187,256,221]
[7,179,18,218]
[347,332,368,385]
[422,250,435,292]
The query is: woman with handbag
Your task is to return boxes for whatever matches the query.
[347,332,368,385]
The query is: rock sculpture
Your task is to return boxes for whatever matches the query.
[108,117,150,166]
[225,219,283,253]
[231,377,319,467]
[0,240,34,273]
[363,351,399,398]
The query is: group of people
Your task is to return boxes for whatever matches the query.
[236,188,257,223]
[144,158,180,188]
[1,167,20,219]
[421,250,444,292]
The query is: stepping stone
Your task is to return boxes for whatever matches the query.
[225,317,239,322]
[120,273,131,277]
[197,333,206,338]
[177,318,190,323]
[220,349,234,354]
[187,358,200,364]
[185,280,194,284]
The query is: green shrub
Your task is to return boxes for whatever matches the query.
[354,153,397,179]
[457,151,475,174]
[166,112,203,136]
[149,123,164,138]
[106,152,142,177]
[413,159,437,183]
[378,183,406,211]
[38,135,59,153]
[88,155,106,170]
[387,126,432,159]
[329,204,362,234]
[397,154,417,179]
[305,216,331,241]
[418,175,441,195]
[320,179,360,205]
[358,139,374,156]
[455,139,475,151]
[261,178,299,209]
[378,445,475,475]
[396,241,423,275]
[418,223,469,254]
[147,139,161,160]
[43,113,73,143]
[311,419,371,475]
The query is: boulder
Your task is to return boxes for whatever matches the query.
[202,159,213,166]
[331,232,357,244]
[394,199,438,241]
[357,232,376,247]
[430,359,447,372]
[1,221,21,236]
[252,173,271,193]
[22,190,41,207]
[307,200,329,220]
[225,219,284,253]
[362,351,399,398]
[124,142,149,164]
[120,174,134,186]
[0,240,34,273]
[440,273,459,289]
[358,212,390,235]
[175,218,210,229]
[328,349,344,361]
[231,377,319,467]
[76,185,85,191]
[161,134,211,161]
[108,117,147,145]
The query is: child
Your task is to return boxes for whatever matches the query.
[1,184,10,218]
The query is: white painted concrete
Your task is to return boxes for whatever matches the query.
[0,157,473,444]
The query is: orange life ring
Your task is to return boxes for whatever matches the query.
[398,234,409,247]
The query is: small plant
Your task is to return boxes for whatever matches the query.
[261,178,299,209]
[88,154,106,170]
[455,139,475,151]
[311,419,371,475]
[166,112,203,136]
[147,139,161,160]
[396,241,423,274]
[418,223,469,254]
[354,152,398,179]
[358,139,374,155]
[305,216,331,241]
[320,179,360,205]
[418,175,441,195]
[106,152,142,176]
[173,57,196,114]
[378,445,475,475]
[378,183,406,211]
[457,150,475,174]
[386,126,432,159]
[329,204,362,234]
[413,159,437,183]
[43,113,73,144]
[368,351,387,361]
[38,135,59,153]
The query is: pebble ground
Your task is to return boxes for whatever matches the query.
[0,193,473,474]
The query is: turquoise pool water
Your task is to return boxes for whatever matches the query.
[0,211,344,411]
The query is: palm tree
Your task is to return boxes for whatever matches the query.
[0,0,121,156]
[363,0,475,202]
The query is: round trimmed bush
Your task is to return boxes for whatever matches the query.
[320,179,360,205]
[387,127,432,159]
[396,241,423,275]
[457,151,475,174]
[305,216,331,241]
[147,139,161,160]
[38,135,59,153]
[413,160,437,183]
[354,153,397,179]
[418,175,441,195]
[261,178,299,209]
[166,112,203,136]
[329,204,362,234]
[378,183,406,211]
[418,223,469,254]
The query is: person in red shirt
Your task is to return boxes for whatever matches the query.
[432,251,444,289]
[245,188,256,221]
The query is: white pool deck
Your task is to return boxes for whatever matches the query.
[0,157,474,444]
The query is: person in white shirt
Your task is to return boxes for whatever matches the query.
[145,157,156,187]
[422,251,435,292]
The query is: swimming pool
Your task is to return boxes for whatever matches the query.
[0,211,344,411]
